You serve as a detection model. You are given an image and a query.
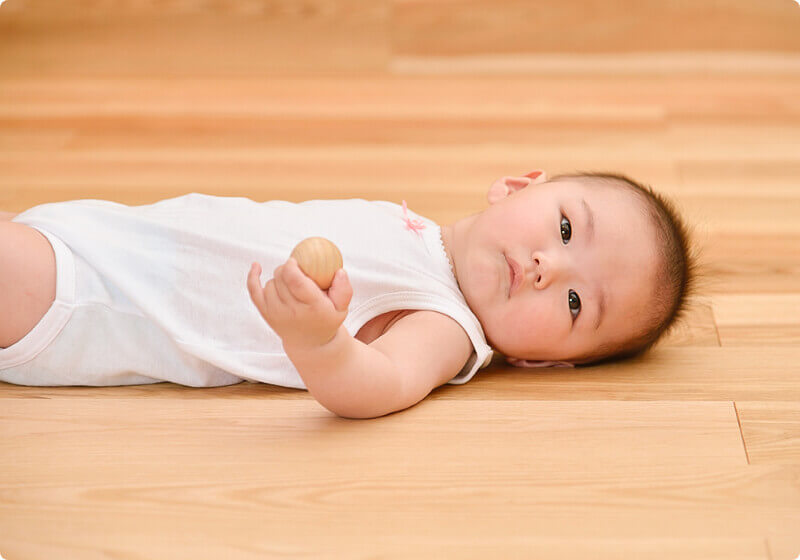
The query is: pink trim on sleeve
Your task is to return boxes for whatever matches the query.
[402,199,426,236]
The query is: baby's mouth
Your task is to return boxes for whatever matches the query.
[504,253,515,298]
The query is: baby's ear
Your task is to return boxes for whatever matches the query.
[487,170,549,204]
[524,170,548,184]
[505,356,574,368]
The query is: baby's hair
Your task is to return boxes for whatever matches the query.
[547,171,704,367]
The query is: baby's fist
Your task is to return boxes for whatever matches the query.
[325,268,353,314]
[247,259,353,350]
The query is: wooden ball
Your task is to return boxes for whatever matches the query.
[290,237,343,290]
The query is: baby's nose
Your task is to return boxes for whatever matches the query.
[532,258,542,285]
[528,255,551,289]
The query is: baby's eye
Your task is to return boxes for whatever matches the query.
[569,289,581,320]
[561,215,580,320]
[560,216,572,244]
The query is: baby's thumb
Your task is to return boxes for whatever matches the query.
[328,268,352,313]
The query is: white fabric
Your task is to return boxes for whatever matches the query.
[0,193,494,388]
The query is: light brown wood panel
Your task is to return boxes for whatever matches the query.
[0,76,669,120]
[716,326,800,348]
[2,1,799,80]
[679,160,800,198]
[0,3,390,77]
[0,511,779,560]
[678,195,800,236]
[668,122,800,162]
[393,0,800,56]
[442,346,800,402]
[713,295,800,327]
[3,345,799,403]
[0,7,799,551]
[2,75,796,119]
[2,398,796,559]
[0,399,747,470]
[769,534,800,560]
[391,52,800,76]
[0,532,774,560]
[657,295,719,347]
[0,153,675,205]
[738,402,800,464]
[702,233,800,294]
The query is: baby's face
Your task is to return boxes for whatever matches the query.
[449,176,660,364]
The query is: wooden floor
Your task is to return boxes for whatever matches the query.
[1,1,800,558]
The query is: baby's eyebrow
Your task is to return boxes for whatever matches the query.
[581,197,605,331]
[582,198,595,244]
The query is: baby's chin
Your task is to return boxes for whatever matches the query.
[506,356,576,368]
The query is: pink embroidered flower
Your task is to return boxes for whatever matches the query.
[402,199,426,236]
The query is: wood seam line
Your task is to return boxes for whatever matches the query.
[733,401,751,465]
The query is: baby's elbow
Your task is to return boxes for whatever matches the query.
[330,406,388,420]
[323,397,411,420]
[317,387,424,420]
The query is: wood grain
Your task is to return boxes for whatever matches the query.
[1,2,799,557]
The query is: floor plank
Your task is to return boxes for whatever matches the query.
[4,398,796,558]
[1,39,799,557]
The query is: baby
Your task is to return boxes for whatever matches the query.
[0,170,698,419]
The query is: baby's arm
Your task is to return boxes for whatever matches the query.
[283,325,409,418]
[246,258,412,418]
[247,257,472,418]
[367,310,474,407]
[285,310,472,419]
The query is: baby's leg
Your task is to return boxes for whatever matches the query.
[0,221,57,348]
[0,211,18,221]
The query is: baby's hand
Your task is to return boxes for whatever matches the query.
[247,258,353,351]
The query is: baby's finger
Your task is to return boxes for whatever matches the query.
[273,264,292,305]
[284,258,320,303]
[264,278,280,314]
[247,263,268,315]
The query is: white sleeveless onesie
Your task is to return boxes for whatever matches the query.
[0,193,494,388]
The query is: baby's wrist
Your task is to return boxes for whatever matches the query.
[282,325,350,364]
